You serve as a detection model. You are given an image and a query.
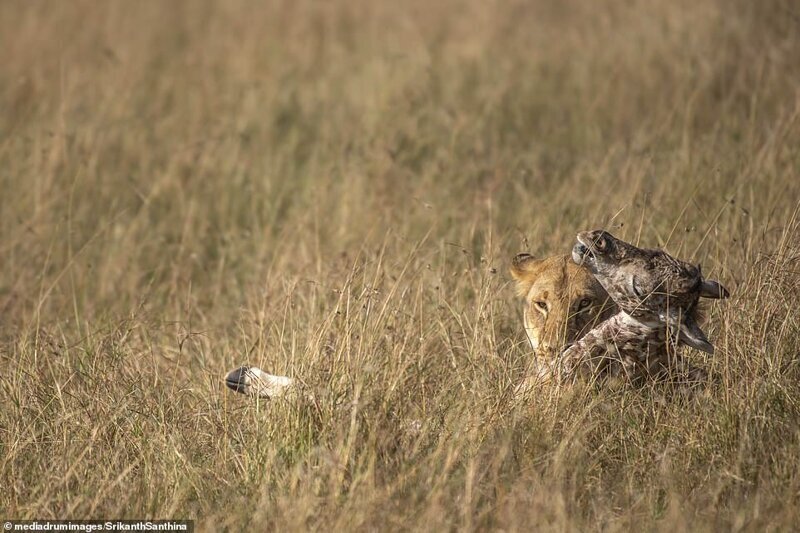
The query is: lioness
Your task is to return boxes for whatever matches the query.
[509,253,617,390]
[226,253,616,398]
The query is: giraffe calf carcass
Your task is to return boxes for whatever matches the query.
[555,230,729,385]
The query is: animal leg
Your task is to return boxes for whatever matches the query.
[225,366,296,399]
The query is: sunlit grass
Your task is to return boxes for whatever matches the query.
[1,0,799,529]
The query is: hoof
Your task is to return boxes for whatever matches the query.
[225,366,252,394]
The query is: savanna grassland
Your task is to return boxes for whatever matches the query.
[1,0,800,530]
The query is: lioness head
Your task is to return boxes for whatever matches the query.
[510,253,616,355]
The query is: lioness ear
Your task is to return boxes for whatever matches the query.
[698,279,729,299]
[510,253,542,297]
[510,253,541,277]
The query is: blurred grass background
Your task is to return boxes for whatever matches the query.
[1,0,799,529]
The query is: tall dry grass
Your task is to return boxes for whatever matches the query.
[1,0,799,529]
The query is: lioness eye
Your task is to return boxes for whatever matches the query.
[579,298,591,309]
[535,301,548,311]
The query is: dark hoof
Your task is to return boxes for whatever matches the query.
[225,366,250,393]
